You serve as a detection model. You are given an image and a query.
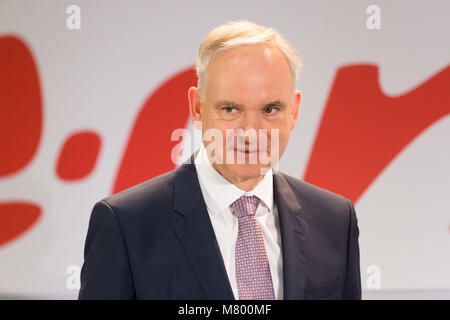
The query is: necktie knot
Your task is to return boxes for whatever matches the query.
[230,195,260,218]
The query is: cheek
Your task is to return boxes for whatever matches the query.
[268,127,290,153]
[280,126,292,144]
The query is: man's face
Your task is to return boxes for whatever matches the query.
[189,44,301,183]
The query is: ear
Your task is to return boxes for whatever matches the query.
[188,86,202,130]
[290,90,301,130]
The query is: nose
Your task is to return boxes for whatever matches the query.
[238,111,263,145]
[241,110,262,132]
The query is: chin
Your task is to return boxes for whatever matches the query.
[228,163,271,180]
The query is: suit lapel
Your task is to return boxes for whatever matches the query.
[171,151,235,299]
[273,171,310,299]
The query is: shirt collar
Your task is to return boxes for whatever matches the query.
[194,143,273,212]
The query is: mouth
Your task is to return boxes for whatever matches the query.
[233,147,266,154]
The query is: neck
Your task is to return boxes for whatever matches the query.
[234,176,264,192]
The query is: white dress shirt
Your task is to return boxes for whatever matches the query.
[194,144,284,299]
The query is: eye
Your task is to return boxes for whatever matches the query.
[223,107,237,113]
[265,106,279,114]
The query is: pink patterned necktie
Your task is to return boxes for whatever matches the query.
[230,195,275,300]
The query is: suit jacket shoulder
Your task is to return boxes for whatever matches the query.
[278,171,353,223]
[102,169,177,218]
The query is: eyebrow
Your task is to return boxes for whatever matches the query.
[264,100,287,110]
[214,100,243,109]
[214,100,287,110]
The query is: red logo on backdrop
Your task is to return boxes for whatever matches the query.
[0,35,449,247]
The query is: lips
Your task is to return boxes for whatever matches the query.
[233,147,265,153]
[235,148,256,152]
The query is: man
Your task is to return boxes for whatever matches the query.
[78,21,361,300]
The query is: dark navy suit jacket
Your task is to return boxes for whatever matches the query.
[78,151,361,300]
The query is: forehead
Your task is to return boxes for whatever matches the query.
[206,44,293,102]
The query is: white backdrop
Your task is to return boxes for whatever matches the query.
[0,0,449,299]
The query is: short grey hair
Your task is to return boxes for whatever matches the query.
[196,20,302,101]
